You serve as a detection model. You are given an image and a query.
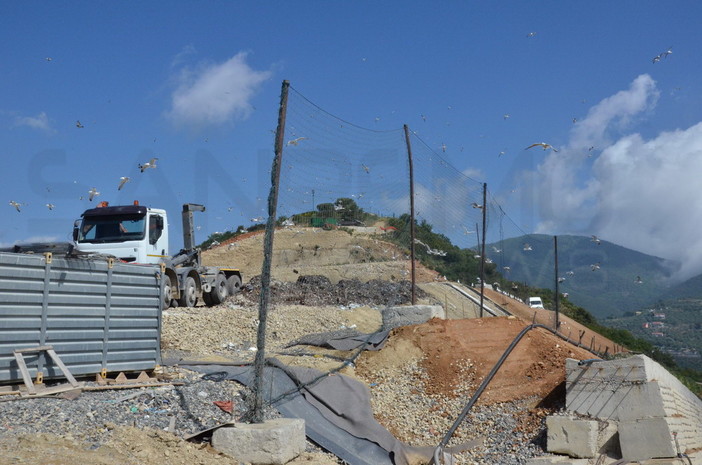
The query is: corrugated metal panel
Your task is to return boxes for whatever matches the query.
[0,252,161,383]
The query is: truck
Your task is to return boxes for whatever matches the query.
[528,296,545,309]
[73,201,242,309]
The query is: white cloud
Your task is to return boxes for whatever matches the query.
[14,112,55,134]
[166,52,272,128]
[531,74,702,281]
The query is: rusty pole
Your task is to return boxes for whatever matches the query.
[404,125,416,305]
[252,80,289,423]
[478,183,487,318]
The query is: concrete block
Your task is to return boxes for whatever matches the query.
[382,305,445,330]
[546,415,599,458]
[211,418,306,465]
[619,418,676,461]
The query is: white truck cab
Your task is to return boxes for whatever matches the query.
[74,201,169,264]
[73,202,242,309]
[528,296,545,309]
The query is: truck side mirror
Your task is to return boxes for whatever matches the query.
[72,220,81,242]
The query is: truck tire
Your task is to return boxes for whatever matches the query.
[226,274,242,296]
[178,276,198,308]
[204,274,228,306]
[162,275,174,310]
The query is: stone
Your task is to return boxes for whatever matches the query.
[211,418,306,465]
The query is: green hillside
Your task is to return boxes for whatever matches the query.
[487,234,676,319]
[606,300,702,371]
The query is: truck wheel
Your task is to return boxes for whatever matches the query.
[205,274,228,306]
[226,274,242,296]
[162,275,174,310]
[178,276,198,308]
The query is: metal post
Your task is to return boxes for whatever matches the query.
[404,125,416,305]
[554,235,560,331]
[478,183,487,318]
[252,80,289,423]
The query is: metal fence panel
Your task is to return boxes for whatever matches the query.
[0,252,161,383]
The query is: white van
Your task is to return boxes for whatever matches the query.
[528,297,544,309]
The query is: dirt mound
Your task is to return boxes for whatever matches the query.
[357,317,596,405]
[203,227,441,283]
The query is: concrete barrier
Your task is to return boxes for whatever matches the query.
[212,418,306,465]
[548,354,702,462]
[381,305,445,330]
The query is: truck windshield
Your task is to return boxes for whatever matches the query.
[78,214,146,243]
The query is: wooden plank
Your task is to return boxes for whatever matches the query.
[12,353,36,395]
[46,349,79,387]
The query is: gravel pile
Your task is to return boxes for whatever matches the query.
[354,357,550,464]
[0,370,258,447]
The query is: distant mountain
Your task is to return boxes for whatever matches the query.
[486,234,676,319]
[658,273,702,301]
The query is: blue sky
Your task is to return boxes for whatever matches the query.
[3,2,702,279]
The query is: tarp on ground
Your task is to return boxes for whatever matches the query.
[179,359,459,465]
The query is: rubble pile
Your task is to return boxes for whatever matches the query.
[241,274,429,307]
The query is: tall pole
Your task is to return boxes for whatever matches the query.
[404,125,416,305]
[554,235,560,331]
[252,80,289,423]
[478,183,487,318]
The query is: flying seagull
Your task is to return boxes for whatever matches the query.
[139,158,158,173]
[591,263,601,271]
[361,164,370,174]
[525,142,558,152]
[523,243,533,251]
[471,202,483,209]
[75,120,84,128]
[591,235,601,245]
[88,187,100,201]
[46,203,55,210]
[9,200,22,212]
[117,176,130,190]
[286,137,307,146]
[635,276,643,284]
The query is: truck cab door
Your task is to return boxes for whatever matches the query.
[148,214,169,260]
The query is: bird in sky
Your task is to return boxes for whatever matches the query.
[471,202,483,209]
[88,187,100,201]
[652,47,672,63]
[9,200,22,212]
[503,114,511,120]
[526,32,537,38]
[492,246,502,253]
[591,263,601,271]
[566,270,575,277]
[462,226,475,235]
[75,120,84,128]
[118,177,130,190]
[591,235,601,245]
[139,158,158,173]
[503,266,511,272]
[46,203,55,210]
[498,151,506,157]
[361,164,370,174]
[558,277,566,283]
[635,276,643,284]
[45,57,53,62]
[441,143,447,153]
[525,142,558,152]
[286,137,307,146]
[523,243,533,251]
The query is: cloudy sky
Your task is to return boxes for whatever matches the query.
[3,2,702,280]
